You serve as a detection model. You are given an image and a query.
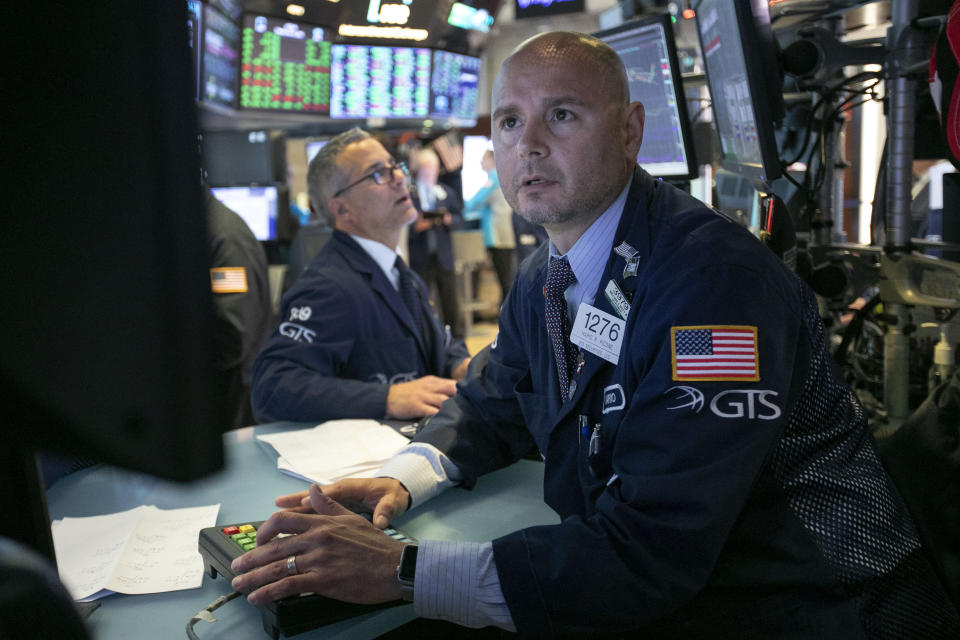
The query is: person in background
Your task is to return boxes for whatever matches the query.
[462,149,517,307]
[250,128,471,424]
[207,189,273,429]
[408,148,464,338]
[231,33,960,637]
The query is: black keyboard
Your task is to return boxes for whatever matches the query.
[198,520,416,639]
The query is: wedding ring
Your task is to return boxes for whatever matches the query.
[286,555,298,575]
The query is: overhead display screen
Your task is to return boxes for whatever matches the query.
[595,15,697,179]
[693,0,782,182]
[239,15,331,113]
[430,50,480,124]
[201,4,240,108]
[330,45,431,119]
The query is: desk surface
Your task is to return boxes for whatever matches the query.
[46,423,559,640]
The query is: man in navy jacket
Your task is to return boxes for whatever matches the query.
[233,34,959,637]
[408,147,464,338]
[251,129,470,424]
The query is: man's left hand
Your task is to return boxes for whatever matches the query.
[230,484,405,605]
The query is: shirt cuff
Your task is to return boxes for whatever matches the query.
[414,540,516,631]
[376,443,461,507]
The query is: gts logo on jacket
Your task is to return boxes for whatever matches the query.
[665,386,781,420]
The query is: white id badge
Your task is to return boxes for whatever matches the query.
[570,303,625,365]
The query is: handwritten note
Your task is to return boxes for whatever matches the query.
[52,504,219,601]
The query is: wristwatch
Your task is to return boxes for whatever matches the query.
[396,544,418,602]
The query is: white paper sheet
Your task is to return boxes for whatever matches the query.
[257,420,410,485]
[52,504,219,601]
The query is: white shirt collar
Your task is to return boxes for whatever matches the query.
[351,234,402,290]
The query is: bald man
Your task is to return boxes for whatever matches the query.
[231,33,959,638]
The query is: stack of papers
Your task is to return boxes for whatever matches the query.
[257,419,410,485]
[52,504,220,601]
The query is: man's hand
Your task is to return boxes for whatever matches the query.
[413,217,432,233]
[275,478,410,529]
[386,375,456,419]
[231,485,405,606]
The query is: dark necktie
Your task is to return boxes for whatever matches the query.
[396,256,437,368]
[544,256,579,400]
[395,256,423,329]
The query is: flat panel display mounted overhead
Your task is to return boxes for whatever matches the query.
[595,14,698,180]
[201,4,240,108]
[692,0,783,184]
[330,45,431,119]
[239,15,331,113]
[429,50,480,125]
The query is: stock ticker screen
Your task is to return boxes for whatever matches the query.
[201,4,240,108]
[597,16,696,178]
[330,45,431,119]
[430,50,480,124]
[239,15,331,113]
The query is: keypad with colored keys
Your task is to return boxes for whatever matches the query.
[197,519,416,639]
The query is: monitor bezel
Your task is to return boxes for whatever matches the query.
[594,13,699,180]
[692,0,783,185]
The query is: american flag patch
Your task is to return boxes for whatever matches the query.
[210,267,248,293]
[671,325,759,381]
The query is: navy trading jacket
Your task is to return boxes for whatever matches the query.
[414,168,959,638]
[408,182,462,272]
[250,230,469,423]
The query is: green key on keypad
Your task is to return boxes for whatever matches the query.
[224,522,415,555]
[227,524,260,552]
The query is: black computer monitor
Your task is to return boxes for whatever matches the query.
[200,3,240,108]
[201,129,278,185]
[238,14,331,113]
[595,14,699,180]
[692,0,783,184]
[330,45,432,119]
[4,0,225,559]
[211,185,280,240]
[429,50,481,126]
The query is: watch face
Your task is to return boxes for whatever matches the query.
[399,544,418,581]
[398,544,418,601]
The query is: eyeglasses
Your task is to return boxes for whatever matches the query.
[332,161,409,197]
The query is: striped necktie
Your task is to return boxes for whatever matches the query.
[544,256,579,400]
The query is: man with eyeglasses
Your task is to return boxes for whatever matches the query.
[250,128,471,424]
